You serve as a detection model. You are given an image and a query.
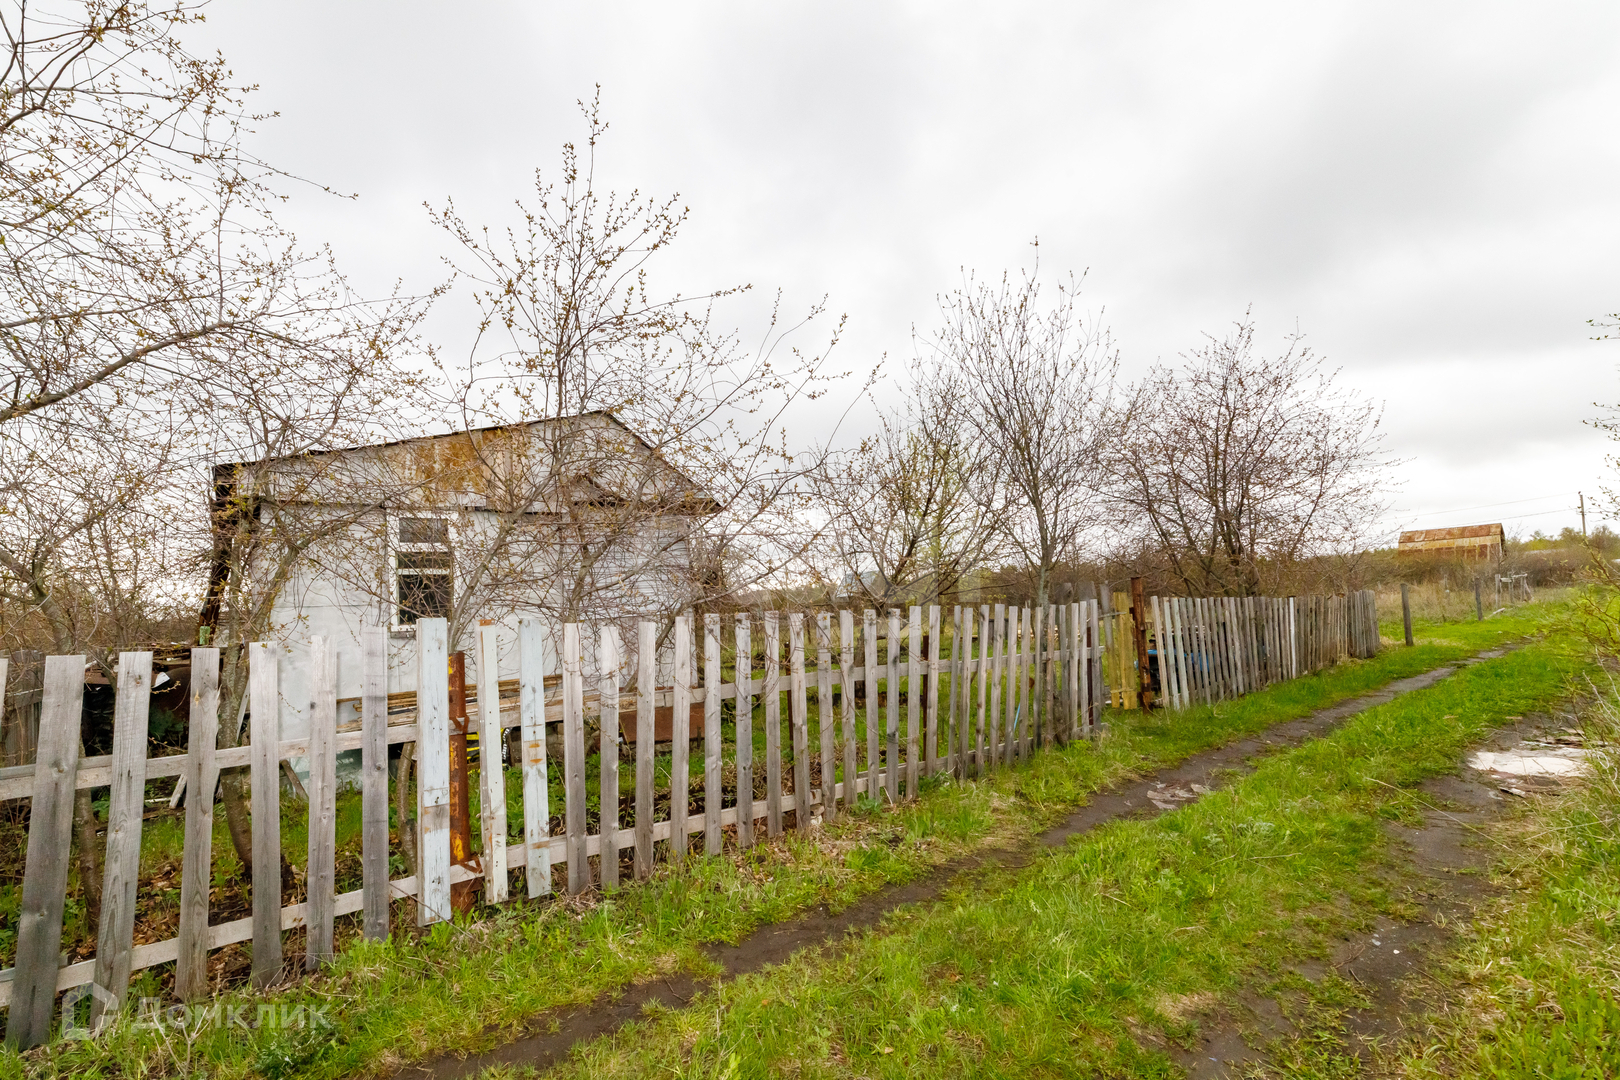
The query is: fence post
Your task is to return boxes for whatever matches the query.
[177,649,219,996]
[599,624,620,885]
[949,606,964,772]
[631,615,657,867]
[933,608,946,777]
[479,623,510,902]
[447,651,476,914]
[993,606,1006,757]
[906,606,921,795]
[520,617,553,896]
[790,613,811,824]
[360,628,390,937]
[306,637,338,969]
[840,610,858,804]
[978,605,992,766]
[415,619,452,926]
[249,642,285,982]
[764,612,782,835]
[4,654,84,1048]
[882,609,898,798]
[670,615,692,860]
[734,615,754,849]
[562,622,589,889]
[818,613,837,820]
[94,652,153,1021]
[703,615,722,855]
[863,610,879,800]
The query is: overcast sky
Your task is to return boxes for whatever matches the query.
[189,1,1620,544]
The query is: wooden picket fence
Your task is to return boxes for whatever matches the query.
[0,591,1379,1046]
[1147,589,1380,710]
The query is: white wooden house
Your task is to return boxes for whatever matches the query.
[199,412,717,749]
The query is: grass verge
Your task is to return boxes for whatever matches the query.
[1379,671,1620,1079]
[0,602,1566,1079]
[517,622,1591,1078]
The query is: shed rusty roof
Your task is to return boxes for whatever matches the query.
[1398,523,1504,545]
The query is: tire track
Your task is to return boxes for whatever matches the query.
[399,653,1497,1079]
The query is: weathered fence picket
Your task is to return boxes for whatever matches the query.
[521,618,554,896]
[306,638,337,969]
[670,616,692,861]
[248,643,284,983]
[93,652,152,1025]
[703,616,722,857]
[790,614,810,827]
[764,613,782,836]
[839,610,857,810]
[735,615,755,848]
[361,629,390,936]
[599,624,621,886]
[5,656,84,1048]
[817,614,835,821]
[176,650,217,999]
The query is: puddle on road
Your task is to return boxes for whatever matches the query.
[1466,742,1591,778]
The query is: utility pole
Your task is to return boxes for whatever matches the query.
[1580,491,1587,539]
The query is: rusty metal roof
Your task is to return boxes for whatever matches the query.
[1397,523,1505,545]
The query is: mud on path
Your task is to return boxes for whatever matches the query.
[399,659,1484,1079]
[1163,706,1578,1079]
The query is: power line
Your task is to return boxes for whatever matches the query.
[1385,503,1588,544]
[1389,490,1579,518]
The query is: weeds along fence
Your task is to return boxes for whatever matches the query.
[0,591,1377,1047]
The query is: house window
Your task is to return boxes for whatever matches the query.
[396,518,452,624]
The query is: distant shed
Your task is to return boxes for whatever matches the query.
[1397,523,1504,561]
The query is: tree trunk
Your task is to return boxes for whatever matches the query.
[72,760,102,935]
[396,741,418,878]
[216,656,256,873]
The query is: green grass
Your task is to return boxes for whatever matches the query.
[1379,668,1620,1079]
[525,626,1590,1077]
[0,601,1567,1078]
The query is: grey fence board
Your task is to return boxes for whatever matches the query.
[361,628,390,938]
[600,624,621,886]
[562,622,589,890]
[735,615,754,849]
[5,656,84,1048]
[521,618,554,896]
[306,637,338,970]
[906,606,920,796]
[415,619,452,925]
[176,649,219,997]
[249,643,284,986]
[816,613,835,821]
[670,616,692,861]
[839,610,857,808]
[764,613,782,836]
[863,610,879,801]
[93,652,153,1022]
[790,613,810,827]
[479,624,510,902]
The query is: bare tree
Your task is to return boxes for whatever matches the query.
[408,94,850,656]
[915,253,1118,611]
[1109,316,1390,597]
[0,2,428,879]
[808,359,1000,609]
